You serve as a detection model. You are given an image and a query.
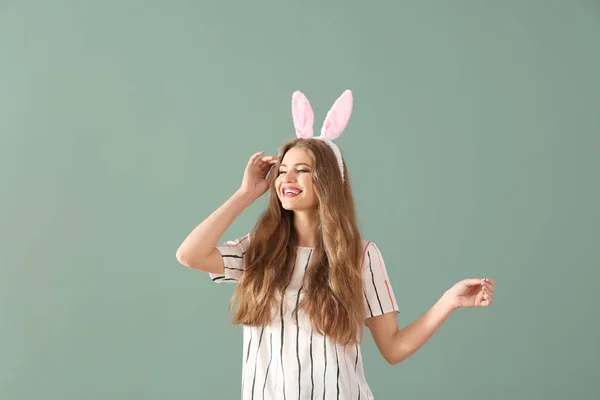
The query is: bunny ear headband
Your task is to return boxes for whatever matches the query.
[290,89,353,181]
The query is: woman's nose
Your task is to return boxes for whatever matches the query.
[283,170,297,182]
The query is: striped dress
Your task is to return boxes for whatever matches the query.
[209,234,399,400]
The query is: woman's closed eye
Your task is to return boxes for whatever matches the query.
[278,168,311,175]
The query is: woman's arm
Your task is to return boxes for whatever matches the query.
[175,190,257,273]
[175,152,277,273]
[366,294,455,365]
[367,278,494,365]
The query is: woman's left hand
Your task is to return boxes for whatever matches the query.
[443,278,495,309]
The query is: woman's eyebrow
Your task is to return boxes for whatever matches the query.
[279,163,312,168]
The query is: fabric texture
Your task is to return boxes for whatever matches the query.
[209,234,399,400]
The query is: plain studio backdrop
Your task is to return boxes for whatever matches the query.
[1,0,599,399]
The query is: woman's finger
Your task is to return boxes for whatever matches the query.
[259,158,278,171]
[257,155,277,166]
[479,290,492,306]
[248,151,265,167]
[482,288,493,301]
[462,278,485,287]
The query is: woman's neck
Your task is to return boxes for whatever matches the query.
[293,210,318,248]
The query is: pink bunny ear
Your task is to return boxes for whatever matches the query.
[320,89,353,139]
[291,91,314,139]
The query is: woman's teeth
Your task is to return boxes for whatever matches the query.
[283,188,302,197]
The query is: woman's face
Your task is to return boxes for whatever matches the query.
[275,147,317,211]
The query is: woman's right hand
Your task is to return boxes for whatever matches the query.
[176,151,277,271]
[238,151,278,199]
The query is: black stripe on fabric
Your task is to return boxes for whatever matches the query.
[280,266,294,400]
[251,327,265,400]
[355,344,361,400]
[310,332,314,399]
[335,346,340,400]
[364,291,373,317]
[246,330,253,363]
[224,266,244,271]
[222,254,243,259]
[211,276,236,282]
[368,251,384,314]
[262,332,273,400]
[242,330,252,396]
[295,309,301,399]
[280,305,287,400]
[322,336,327,400]
[296,250,313,400]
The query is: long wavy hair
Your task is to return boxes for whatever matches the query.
[229,138,365,345]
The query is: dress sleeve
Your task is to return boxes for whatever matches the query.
[362,241,400,318]
[208,233,251,284]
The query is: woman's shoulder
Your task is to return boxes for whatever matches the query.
[359,239,387,264]
[359,238,380,250]
[219,232,253,249]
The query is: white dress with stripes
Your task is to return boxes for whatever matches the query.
[209,234,399,400]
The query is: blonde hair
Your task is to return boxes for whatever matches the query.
[229,138,365,345]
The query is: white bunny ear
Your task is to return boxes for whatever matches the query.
[291,91,314,139]
[320,90,353,139]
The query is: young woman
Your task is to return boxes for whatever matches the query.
[176,90,495,400]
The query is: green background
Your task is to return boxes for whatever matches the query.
[1,0,599,398]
